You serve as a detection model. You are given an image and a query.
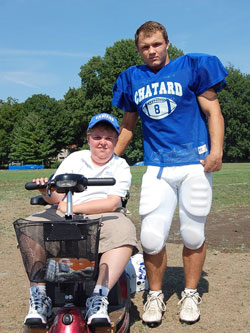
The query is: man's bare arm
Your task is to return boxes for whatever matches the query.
[114,112,138,156]
[197,88,224,172]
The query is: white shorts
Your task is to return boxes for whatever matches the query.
[139,164,212,254]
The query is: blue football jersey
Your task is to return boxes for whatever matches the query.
[112,53,228,167]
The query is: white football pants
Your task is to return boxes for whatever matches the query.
[139,164,212,254]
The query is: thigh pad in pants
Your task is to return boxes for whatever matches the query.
[179,171,212,249]
[139,169,177,254]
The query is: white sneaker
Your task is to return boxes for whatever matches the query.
[178,291,202,323]
[85,295,111,326]
[24,288,52,326]
[142,292,166,325]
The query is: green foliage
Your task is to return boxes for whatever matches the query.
[8,94,75,166]
[50,160,62,169]
[23,94,74,150]
[9,113,57,165]
[218,66,250,162]
[0,98,24,166]
[64,88,87,146]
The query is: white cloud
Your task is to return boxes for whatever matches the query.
[2,70,58,88]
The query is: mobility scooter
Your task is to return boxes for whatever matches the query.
[14,173,130,333]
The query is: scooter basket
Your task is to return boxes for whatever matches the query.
[13,217,101,283]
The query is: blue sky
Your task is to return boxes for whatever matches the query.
[1,0,249,103]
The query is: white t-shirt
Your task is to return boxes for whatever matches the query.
[54,150,131,205]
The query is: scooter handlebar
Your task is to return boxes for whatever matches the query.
[25,175,116,191]
[86,178,116,186]
[25,182,48,190]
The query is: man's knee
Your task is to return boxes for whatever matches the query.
[140,227,166,255]
[180,225,205,250]
[179,175,209,250]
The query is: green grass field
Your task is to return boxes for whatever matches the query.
[128,163,250,224]
[0,163,249,224]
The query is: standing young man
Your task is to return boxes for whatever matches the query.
[112,21,228,325]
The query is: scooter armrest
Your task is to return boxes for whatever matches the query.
[30,195,48,206]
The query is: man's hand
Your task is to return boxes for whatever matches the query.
[200,153,222,172]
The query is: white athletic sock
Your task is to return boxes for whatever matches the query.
[184,288,197,295]
[93,285,109,297]
[149,290,162,296]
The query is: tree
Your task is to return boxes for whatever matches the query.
[9,113,57,165]
[64,87,88,147]
[218,66,250,162]
[0,98,24,167]
[8,94,75,166]
[23,94,74,154]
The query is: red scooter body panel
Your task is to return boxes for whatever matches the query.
[119,271,129,300]
[49,307,90,333]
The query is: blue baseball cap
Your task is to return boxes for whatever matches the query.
[87,113,120,135]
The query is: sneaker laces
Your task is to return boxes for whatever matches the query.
[85,295,109,318]
[29,289,51,314]
[178,292,202,309]
[143,293,166,312]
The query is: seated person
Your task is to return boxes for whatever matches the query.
[22,113,138,326]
